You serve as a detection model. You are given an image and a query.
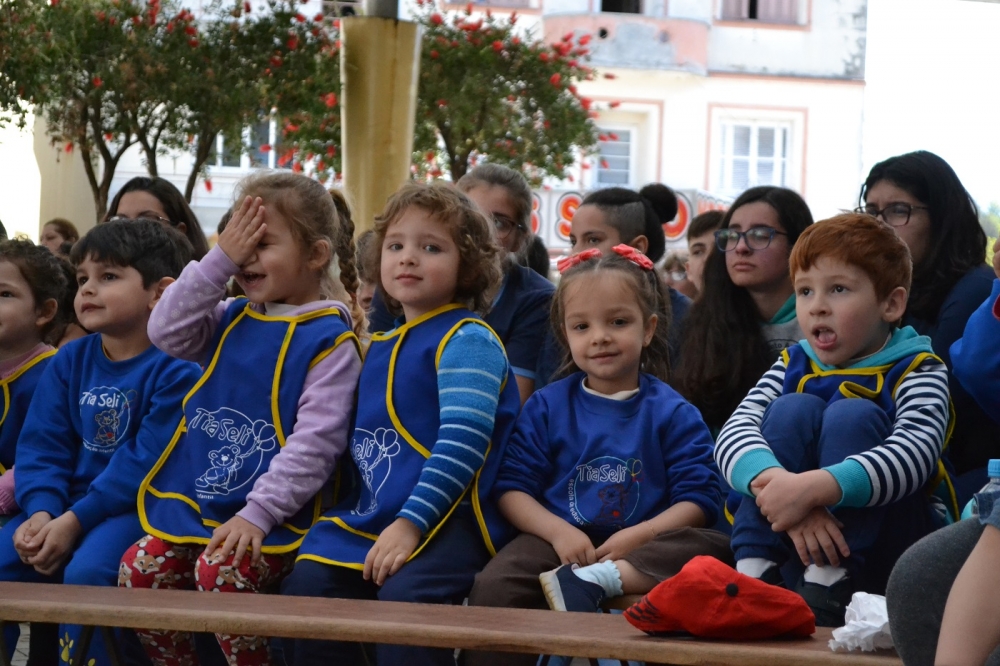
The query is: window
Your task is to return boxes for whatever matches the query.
[720,0,800,24]
[601,0,641,14]
[718,121,789,194]
[595,128,633,188]
[208,118,287,170]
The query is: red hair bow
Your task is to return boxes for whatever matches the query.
[611,244,655,271]
[557,248,602,274]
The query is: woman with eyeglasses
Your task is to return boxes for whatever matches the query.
[858,151,995,478]
[674,186,813,434]
[105,177,210,259]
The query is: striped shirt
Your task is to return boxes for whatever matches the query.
[398,323,507,533]
[715,354,950,508]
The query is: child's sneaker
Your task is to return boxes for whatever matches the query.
[758,565,786,588]
[540,565,605,612]
[792,575,854,627]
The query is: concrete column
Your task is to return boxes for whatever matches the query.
[340,14,422,233]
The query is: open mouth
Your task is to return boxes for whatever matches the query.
[812,326,837,349]
[241,272,264,286]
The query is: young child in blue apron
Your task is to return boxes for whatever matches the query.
[465,247,730,666]
[0,240,67,517]
[281,181,520,666]
[715,214,953,626]
[120,174,365,666]
[0,221,199,666]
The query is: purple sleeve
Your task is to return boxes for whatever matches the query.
[237,340,362,533]
[149,245,240,362]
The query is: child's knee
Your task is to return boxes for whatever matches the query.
[822,399,892,444]
[118,536,188,589]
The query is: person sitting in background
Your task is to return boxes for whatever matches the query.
[106,177,210,260]
[685,210,725,299]
[661,251,697,300]
[40,218,79,257]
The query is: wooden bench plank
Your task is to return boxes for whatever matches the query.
[0,583,900,665]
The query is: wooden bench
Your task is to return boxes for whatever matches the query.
[0,582,901,666]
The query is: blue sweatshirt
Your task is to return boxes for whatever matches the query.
[495,372,722,537]
[15,335,201,533]
[950,278,1000,429]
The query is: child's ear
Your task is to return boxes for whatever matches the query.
[148,277,175,311]
[643,313,658,347]
[35,298,59,330]
[307,239,332,272]
[629,236,649,255]
[881,286,908,323]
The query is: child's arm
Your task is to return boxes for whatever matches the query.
[498,491,596,565]
[66,359,202,535]
[595,501,704,563]
[149,197,265,362]
[205,340,362,565]
[935,524,1000,666]
[364,324,507,585]
[950,277,1000,414]
[714,356,789,496]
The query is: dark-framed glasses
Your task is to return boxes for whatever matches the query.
[493,214,527,240]
[853,203,928,227]
[714,227,787,252]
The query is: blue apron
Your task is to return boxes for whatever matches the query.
[0,349,56,473]
[138,301,358,552]
[725,345,957,523]
[297,303,519,570]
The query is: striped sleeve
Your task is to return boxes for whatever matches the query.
[397,323,507,534]
[843,358,950,507]
[715,356,789,496]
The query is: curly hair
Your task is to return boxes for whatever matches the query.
[0,239,70,343]
[551,253,671,383]
[860,150,987,323]
[366,181,503,318]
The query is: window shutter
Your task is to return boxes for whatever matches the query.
[758,0,798,24]
[720,0,748,20]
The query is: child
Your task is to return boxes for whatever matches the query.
[0,221,199,665]
[123,174,365,666]
[715,214,952,626]
[281,182,521,666]
[464,246,728,666]
[0,240,65,514]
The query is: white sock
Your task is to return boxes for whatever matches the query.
[736,557,777,578]
[803,564,848,586]
[572,561,623,597]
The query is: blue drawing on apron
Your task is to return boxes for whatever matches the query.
[189,406,277,497]
[80,386,137,453]
[351,427,401,517]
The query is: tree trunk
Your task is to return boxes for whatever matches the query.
[139,138,159,177]
[184,130,216,202]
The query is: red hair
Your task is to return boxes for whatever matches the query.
[789,213,911,301]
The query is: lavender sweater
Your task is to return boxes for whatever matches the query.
[149,245,362,535]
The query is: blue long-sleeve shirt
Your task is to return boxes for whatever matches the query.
[15,335,200,533]
[951,278,1000,417]
[495,372,722,537]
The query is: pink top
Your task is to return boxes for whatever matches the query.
[148,245,362,534]
[0,343,56,513]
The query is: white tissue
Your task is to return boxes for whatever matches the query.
[828,592,895,653]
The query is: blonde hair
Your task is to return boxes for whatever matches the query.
[366,182,503,317]
[235,172,366,336]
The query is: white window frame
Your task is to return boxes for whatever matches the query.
[592,126,637,189]
[718,120,789,194]
[708,106,804,197]
[209,117,282,171]
[719,0,805,25]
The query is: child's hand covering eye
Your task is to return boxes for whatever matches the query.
[217,196,267,267]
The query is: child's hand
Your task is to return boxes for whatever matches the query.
[786,507,850,567]
[27,511,82,576]
[13,511,52,560]
[596,523,653,563]
[217,196,267,267]
[205,516,266,567]
[551,524,597,566]
[364,518,421,586]
[753,469,829,532]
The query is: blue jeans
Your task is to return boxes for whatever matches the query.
[281,503,491,666]
[0,511,144,666]
[730,393,936,592]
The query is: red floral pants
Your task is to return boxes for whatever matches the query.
[118,534,294,666]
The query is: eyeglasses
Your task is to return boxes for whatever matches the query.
[853,203,928,227]
[107,214,174,226]
[667,270,687,282]
[714,227,787,252]
[492,214,527,240]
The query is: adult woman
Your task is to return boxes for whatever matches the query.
[674,186,813,432]
[40,218,79,256]
[105,177,209,259]
[859,150,995,477]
